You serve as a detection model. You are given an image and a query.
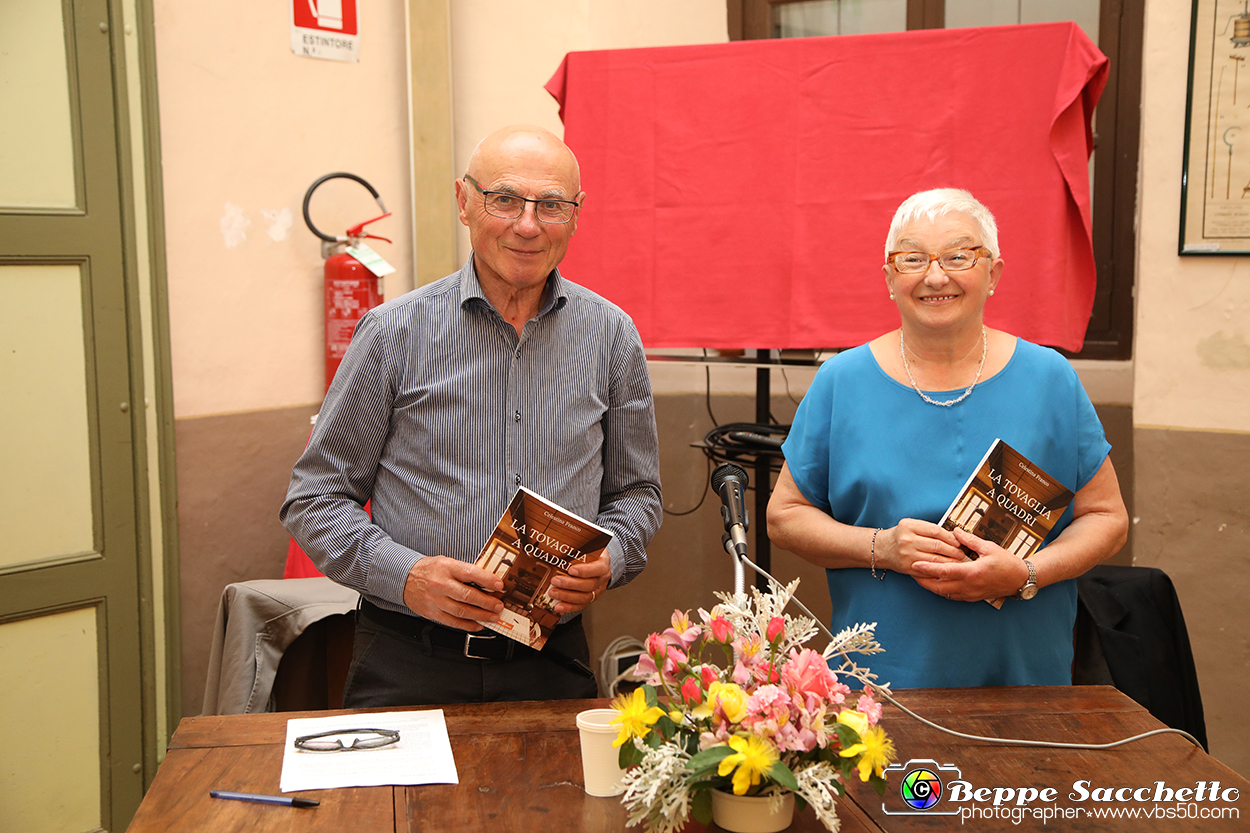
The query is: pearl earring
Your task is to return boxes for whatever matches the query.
[889,293,895,300]
[989,289,995,296]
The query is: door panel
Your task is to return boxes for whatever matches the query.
[0,607,102,832]
[0,0,148,830]
[0,1,78,208]
[0,263,96,569]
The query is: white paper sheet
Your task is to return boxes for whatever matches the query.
[279,709,459,792]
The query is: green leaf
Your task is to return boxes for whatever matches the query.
[645,731,663,750]
[868,772,888,796]
[691,789,713,824]
[618,741,643,769]
[833,723,862,747]
[690,775,732,794]
[688,745,735,772]
[655,713,677,740]
[643,684,659,708]
[767,760,800,792]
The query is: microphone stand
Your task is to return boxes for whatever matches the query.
[722,533,746,601]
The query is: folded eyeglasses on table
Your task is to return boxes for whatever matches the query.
[293,728,401,752]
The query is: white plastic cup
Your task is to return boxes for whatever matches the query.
[576,708,626,796]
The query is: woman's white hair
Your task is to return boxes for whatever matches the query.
[884,188,1000,260]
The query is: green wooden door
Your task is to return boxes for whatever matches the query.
[0,1,151,829]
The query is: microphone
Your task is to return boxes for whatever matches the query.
[711,463,750,558]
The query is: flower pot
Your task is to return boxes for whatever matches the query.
[710,789,795,833]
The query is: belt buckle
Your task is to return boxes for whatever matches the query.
[464,631,498,660]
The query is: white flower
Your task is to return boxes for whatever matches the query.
[794,761,844,832]
[621,743,692,833]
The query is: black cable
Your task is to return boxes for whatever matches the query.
[665,354,789,515]
[662,455,713,516]
[697,422,789,492]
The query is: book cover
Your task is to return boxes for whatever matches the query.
[938,438,1075,608]
[474,486,613,649]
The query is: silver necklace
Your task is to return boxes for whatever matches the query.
[899,326,988,407]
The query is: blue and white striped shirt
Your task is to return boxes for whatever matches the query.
[281,258,662,617]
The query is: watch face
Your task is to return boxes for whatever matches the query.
[1020,584,1038,600]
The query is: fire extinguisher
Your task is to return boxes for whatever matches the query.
[302,172,392,391]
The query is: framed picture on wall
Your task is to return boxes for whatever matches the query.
[1181,0,1250,254]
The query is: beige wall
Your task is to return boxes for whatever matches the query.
[156,0,1250,776]
[1131,1,1250,776]
[1136,3,1250,432]
[154,0,415,418]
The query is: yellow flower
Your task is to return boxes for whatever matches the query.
[853,725,896,782]
[707,681,749,724]
[836,709,869,737]
[717,734,779,795]
[837,710,869,760]
[610,687,666,748]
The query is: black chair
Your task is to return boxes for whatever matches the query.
[1073,564,1208,750]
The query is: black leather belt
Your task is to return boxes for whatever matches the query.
[359,599,522,661]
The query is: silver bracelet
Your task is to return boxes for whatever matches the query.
[870,528,885,580]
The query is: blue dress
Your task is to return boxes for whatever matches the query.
[781,339,1111,689]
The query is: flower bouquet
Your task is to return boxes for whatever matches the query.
[610,579,895,833]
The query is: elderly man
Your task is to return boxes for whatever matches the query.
[281,125,662,706]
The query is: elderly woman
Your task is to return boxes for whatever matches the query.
[767,188,1128,689]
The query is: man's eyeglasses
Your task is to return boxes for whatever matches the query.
[887,246,992,274]
[464,174,579,224]
[293,728,401,752]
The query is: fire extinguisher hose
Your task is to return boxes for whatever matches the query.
[302,172,389,243]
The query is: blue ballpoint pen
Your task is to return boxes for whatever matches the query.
[210,789,319,808]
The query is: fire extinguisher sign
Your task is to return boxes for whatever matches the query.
[291,0,359,63]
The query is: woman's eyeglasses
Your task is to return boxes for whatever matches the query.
[887,246,991,273]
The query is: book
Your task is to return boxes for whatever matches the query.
[938,438,1075,608]
[473,486,614,649]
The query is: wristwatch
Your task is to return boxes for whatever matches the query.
[1014,559,1038,600]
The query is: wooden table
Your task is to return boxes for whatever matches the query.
[126,686,1246,831]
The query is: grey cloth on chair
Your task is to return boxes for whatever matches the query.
[201,577,360,715]
[1073,564,1207,750]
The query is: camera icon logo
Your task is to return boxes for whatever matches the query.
[881,759,963,816]
[900,767,943,809]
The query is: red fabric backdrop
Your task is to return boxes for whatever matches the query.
[545,23,1107,351]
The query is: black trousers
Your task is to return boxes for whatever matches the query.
[342,600,599,708]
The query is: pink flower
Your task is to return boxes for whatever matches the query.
[664,610,703,650]
[742,685,793,743]
[701,665,720,690]
[708,615,735,644]
[747,684,790,713]
[638,632,687,684]
[732,634,765,685]
[645,632,668,663]
[752,661,781,685]
[780,648,840,705]
[766,616,785,643]
[746,685,790,721]
[681,677,703,706]
[857,693,883,725]
[775,721,818,753]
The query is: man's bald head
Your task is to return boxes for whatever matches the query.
[465,125,581,196]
